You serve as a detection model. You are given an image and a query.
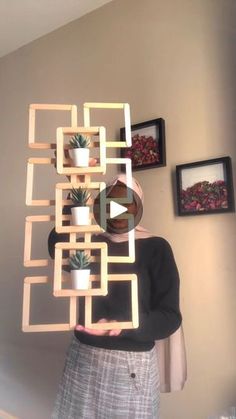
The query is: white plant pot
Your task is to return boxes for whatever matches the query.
[71,269,90,290]
[71,206,90,225]
[70,148,89,167]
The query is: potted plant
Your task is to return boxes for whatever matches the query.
[70,187,91,225]
[69,134,90,167]
[69,250,91,290]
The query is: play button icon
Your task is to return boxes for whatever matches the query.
[110,201,127,219]
[93,184,143,234]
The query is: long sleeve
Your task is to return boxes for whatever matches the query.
[120,239,182,342]
[73,236,182,351]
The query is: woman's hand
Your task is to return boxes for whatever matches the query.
[75,318,122,337]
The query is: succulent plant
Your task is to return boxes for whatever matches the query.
[70,134,90,149]
[71,187,90,207]
[69,250,91,270]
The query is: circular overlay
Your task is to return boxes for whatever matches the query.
[93,185,143,234]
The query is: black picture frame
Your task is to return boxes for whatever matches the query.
[120,118,166,171]
[176,156,235,216]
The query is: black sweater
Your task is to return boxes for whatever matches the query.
[48,232,182,352]
[76,236,181,351]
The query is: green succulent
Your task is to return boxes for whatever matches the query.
[71,187,90,207]
[70,134,90,149]
[69,251,91,270]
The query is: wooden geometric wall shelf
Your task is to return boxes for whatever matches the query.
[83,102,132,147]
[22,276,77,332]
[28,103,77,149]
[26,157,56,206]
[84,274,139,330]
[23,102,139,333]
[56,126,106,175]
[55,181,106,234]
[54,242,108,297]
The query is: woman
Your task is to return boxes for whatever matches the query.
[49,174,184,419]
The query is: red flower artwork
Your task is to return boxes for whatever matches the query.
[124,134,159,166]
[181,180,228,212]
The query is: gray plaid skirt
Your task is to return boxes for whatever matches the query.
[52,336,160,419]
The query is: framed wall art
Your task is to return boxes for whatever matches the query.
[120,118,166,171]
[176,156,235,216]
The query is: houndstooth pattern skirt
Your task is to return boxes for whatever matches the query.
[52,336,160,419]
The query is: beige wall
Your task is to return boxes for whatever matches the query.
[0,0,236,418]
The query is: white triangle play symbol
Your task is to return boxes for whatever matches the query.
[110,201,127,219]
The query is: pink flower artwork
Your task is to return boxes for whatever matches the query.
[124,134,159,166]
[180,180,228,212]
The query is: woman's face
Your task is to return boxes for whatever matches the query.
[107,182,137,232]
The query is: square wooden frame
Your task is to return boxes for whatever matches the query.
[56,127,106,175]
[106,157,135,263]
[120,118,166,171]
[26,157,56,206]
[55,181,106,234]
[107,223,135,264]
[83,102,132,147]
[84,274,139,330]
[24,215,55,267]
[28,103,77,149]
[22,276,77,332]
[106,157,133,198]
[54,242,108,297]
